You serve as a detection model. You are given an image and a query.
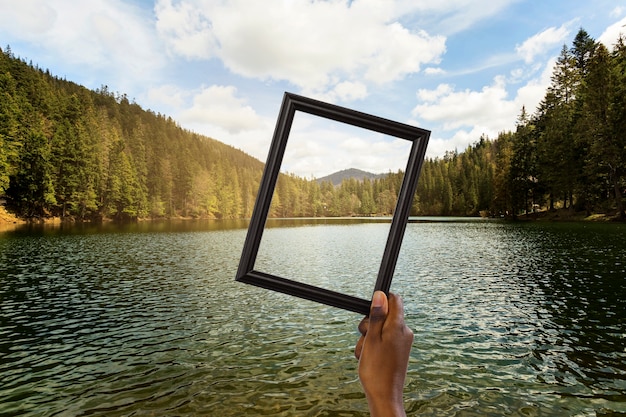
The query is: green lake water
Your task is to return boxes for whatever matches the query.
[0,218,624,416]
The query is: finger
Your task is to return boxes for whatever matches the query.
[357,317,369,336]
[355,335,364,359]
[366,291,388,338]
[386,292,406,327]
[355,316,369,359]
[387,293,414,343]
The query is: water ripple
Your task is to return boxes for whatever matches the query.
[0,220,625,416]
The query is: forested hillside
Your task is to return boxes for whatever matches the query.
[1,28,625,221]
[0,45,264,221]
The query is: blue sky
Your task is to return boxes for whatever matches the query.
[1,0,626,177]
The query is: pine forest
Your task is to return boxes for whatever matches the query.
[0,29,624,222]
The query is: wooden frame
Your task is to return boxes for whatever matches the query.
[236,92,430,315]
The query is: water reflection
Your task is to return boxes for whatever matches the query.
[395,221,626,414]
[516,223,626,401]
[4,218,250,237]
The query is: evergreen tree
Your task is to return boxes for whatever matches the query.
[571,28,597,77]
[0,71,20,193]
[492,132,514,215]
[578,43,613,213]
[509,107,538,215]
[8,127,56,216]
[607,37,626,217]
[535,44,580,209]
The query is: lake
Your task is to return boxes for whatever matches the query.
[0,218,624,416]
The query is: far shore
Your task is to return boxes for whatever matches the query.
[515,208,624,222]
[1,206,623,231]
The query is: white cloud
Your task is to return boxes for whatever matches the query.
[308,81,369,104]
[417,84,454,102]
[425,126,492,157]
[0,0,163,90]
[598,16,626,48]
[178,85,265,134]
[332,81,369,102]
[0,0,57,35]
[362,24,445,84]
[412,59,553,155]
[610,6,624,18]
[516,24,571,64]
[154,0,446,96]
[146,84,187,109]
[424,67,446,75]
[413,76,514,131]
[154,0,217,59]
[515,58,554,111]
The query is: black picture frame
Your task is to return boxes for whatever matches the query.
[236,92,430,316]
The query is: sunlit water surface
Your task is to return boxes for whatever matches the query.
[0,218,624,416]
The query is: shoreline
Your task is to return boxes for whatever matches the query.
[515,208,624,222]
[1,207,623,230]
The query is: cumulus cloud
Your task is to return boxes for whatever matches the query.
[178,85,265,134]
[154,0,216,59]
[424,67,446,75]
[0,0,57,35]
[0,0,163,90]
[417,84,454,103]
[146,84,187,109]
[154,0,446,96]
[331,81,369,102]
[598,16,626,48]
[516,24,571,64]
[308,81,369,104]
[425,126,491,157]
[412,59,553,155]
[362,25,445,84]
[413,76,514,132]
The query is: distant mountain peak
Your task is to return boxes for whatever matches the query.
[316,168,385,186]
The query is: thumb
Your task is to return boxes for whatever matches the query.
[367,291,388,337]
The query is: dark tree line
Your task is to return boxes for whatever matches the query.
[1,29,624,221]
[505,29,626,218]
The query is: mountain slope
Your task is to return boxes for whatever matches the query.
[316,168,385,186]
[0,46,264,220]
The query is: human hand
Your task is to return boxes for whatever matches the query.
[355,291,413,417]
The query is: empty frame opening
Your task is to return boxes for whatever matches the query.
[254,111,410,300]
[236,92,430,315]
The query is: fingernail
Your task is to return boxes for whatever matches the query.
[371,291,385,308]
